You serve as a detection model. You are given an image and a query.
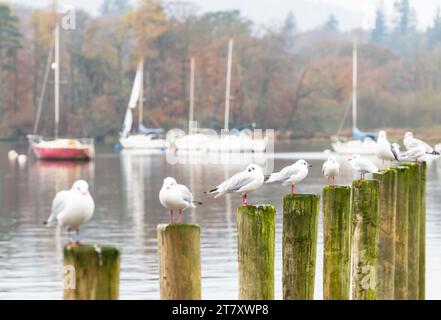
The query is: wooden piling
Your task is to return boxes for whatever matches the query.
[323,186,352,300]
[394,166,409,300]
[237,205,276,300]
[402,163,421,300]
[63,244,120,300]
[158,224,201,300]
[419,161,427,300]
[373,169,397,300]
[283,194,320,300]
[351,180,380,300]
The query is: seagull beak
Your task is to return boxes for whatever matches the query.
[81,191,88,195]
[308,164,312,167]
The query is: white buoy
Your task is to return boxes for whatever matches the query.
[8,150,18,161]
[17,154,27,166]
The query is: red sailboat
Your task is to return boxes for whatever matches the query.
[28,23,94,161]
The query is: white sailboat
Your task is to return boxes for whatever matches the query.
[28,23,94,161]
[119,61,166,150]
[331,40,377,155]
[174,39,267,153]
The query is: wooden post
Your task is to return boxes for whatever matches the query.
[63,244,120,300]
[351,180,380,300]
[373,168,397,300]
[394,166,409,300]
[283,194,320,300]
[419,161,427,300]
[323,186,352,300]
[237,205,276,299]
[158,224,201,300]
[402,163,421,300]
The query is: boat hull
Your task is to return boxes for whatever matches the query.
[331,139,377,155]
[32,144,93,160]
[120,134,166,150]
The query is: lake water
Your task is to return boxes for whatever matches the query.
[0,141,440,300]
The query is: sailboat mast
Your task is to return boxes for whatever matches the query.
[54,23,60,138]
[352,40,357,132]
[189,57,195,134]
[138,60,144,130]
[224,38,233,131]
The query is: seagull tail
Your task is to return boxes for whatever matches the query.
[192,201,203,207]
[265,173,280,184]
[427,150,440,156]
[264,174,271,182]
[204,187,218,194]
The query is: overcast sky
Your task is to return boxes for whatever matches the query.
[8,0,441,31]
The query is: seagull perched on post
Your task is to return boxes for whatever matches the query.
[322,156,340,184]
[44,180,95,244]
[348,154,379,180]
[205,163,264,206]
[375,130,398,167]
[159,177,201,224]
[265,159,311,193]
[403,132,440,155]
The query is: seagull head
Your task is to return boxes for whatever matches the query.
[72,180,90,195]
[246,163,263,176]
[162,177,177,190]
[378,130,387,139]
[296,159,312,168]
[404,131,413,139]
[327,156,337,163]
[348,154,360,162]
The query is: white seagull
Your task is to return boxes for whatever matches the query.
[402,144,427,163]
[403,132,440,155]
[322,156,340,184]
[159,177,201,224]
[348,154,379,180]
[265,159,311,193]
[44,180,95,244]
[375,130,398,166]
[205,163,264,206]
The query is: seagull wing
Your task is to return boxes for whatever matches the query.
[358,157,378,173]
[390,144,399,161]
[415,138,434,153]
[46,190,69,226]
[176,184,194,206]
[218,171,255,194]
[267,164,300,183]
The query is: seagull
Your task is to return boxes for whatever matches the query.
[44,180,95,244]
[205,163,264,206]
[348,154,379,180]
[322,156,340,184]
[265,159,311,193]
[375,131,398,167]
[402,144,427,163]
[8,150,18,161]
[159,177,201,224]
[403,132,440,155]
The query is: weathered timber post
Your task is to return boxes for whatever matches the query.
[323,186,352,300]
[394,166,409,300]
[419,161,427,300]
[63,244,120,300]
[283,194,320,300]
[373,168,397,300]
[237,205,276,299]
[158,224,201,300]
[351,179,380,300]
[402,163,421,300]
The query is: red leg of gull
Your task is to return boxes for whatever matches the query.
[241,193,248,206]
[178,209,183,224]
[291,183,296,194]
[75,229,82,245]
[169,209,174,224]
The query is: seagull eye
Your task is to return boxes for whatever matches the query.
[248,169,251,172]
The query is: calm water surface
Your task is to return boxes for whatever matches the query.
[0,141,440,299]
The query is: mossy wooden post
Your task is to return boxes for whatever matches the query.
[237,205,276,300]
[419,161,427,300]
[351,180,380,300]
[402,163,421,300]
[283,194,320,300]
[63,244,120,300]
[323,186,352,300]
[373,169,397,300]
[394,166,409,300]
[158,224,201,300]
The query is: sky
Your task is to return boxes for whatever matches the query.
[7,0,441,31]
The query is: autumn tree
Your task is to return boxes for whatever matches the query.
[324,14,339,32]
[372,4,387,44]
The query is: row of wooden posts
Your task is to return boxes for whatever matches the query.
[62,162,426,300]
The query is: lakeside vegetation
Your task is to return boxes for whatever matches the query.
[0,0,440,142]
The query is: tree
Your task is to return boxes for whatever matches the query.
[427,8,441,49]
[281,12,296,50]
[324,14,339,32]
[0,3,21,116]
[393,0,416,36]
[372,4,387,43]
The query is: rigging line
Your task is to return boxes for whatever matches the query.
[336,96,352,137]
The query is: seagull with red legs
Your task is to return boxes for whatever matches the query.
[159,177,202,224]
[205,163,264,206]
[348,154,379,180]
[265,159,311,194]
